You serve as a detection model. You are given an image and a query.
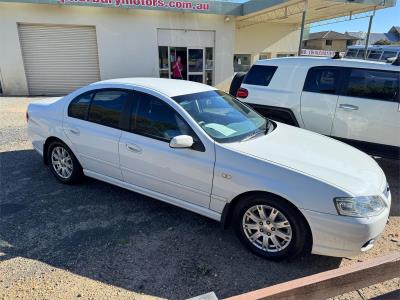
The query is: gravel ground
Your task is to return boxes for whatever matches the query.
[0,97,399,300]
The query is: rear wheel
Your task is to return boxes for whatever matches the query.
[233,194,310,260]
[47,141,82,184]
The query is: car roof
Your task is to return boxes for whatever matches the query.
[254,57,399,71]
[90,78,217,97]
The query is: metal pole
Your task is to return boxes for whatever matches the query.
[364,10,375,59]
[298,10,307,56]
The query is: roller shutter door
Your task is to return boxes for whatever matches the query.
[18,24,100,95]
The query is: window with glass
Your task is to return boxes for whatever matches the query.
[188,49,203,73]
[325,40,332,46]
[345,69,400,102]
[131,93,192,141]
[68,92,93,120]
[159,46,169,78]
[345,49,358,58]
[234,54,251,72]
[368,50,383,60]
[205,47,214,85]
[88,90,130,128]
[381,51,398,61]
[173,90,271,143]
[243,65,277,87]
[303,67,341,94]
[356,50,365,58]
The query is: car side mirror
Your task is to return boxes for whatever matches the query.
[169,135,194,149]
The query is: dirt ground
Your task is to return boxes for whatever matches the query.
[0,97,399,300]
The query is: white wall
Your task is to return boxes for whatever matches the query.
[0,3,235,95]
[235,22,300,62]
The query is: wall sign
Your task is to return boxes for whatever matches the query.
[301,49,345,57]
[58,0,210,11]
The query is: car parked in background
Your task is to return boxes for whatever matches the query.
[27,78,391,260]
[345,45,400,62]
[232,57,400,159]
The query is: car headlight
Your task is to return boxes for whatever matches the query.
[334,196,386,217]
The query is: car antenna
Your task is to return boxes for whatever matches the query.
[332,52,341,59]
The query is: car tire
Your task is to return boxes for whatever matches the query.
[233,194,310,260]
[47,140,83,184]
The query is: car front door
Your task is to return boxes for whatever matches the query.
[331,68,400,149]
[64,88,132,180]
[300,66,342,135]
[119,91,215,208]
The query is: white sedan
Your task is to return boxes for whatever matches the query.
[27,78,391,260]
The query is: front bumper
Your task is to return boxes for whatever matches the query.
[301,192,391,257]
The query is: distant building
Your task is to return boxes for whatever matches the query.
[347,26,400,45]
[302,31,360,52]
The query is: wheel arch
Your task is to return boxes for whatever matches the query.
[221,190,313,250]
[43,136,81,166]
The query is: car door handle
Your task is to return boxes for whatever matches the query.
[126,143,142,153]
[68,128,80,135]
[339,104,359,111]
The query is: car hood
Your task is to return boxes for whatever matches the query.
[223,122,386,196]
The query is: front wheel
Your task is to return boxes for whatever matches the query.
[233,195,310,260]
[47,141,83,184]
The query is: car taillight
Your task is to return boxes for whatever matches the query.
[26,111,29,122]
[236,88,248,99]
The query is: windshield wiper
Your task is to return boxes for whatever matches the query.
[241,129,264,142]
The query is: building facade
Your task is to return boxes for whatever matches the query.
[0,0,395,96]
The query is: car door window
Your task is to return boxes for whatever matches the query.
[303,67,341,95]
[68,92,93,120]
[87,89,130,128]
[345,69,399,102]
[131,93,192,142]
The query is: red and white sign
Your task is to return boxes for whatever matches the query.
[59,0,210,11]
[301,49,345,57]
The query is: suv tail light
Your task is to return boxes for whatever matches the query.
[236,88,248,99]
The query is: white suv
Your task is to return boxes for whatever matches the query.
[234,57,400,159]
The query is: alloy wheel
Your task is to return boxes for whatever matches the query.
[51,146,73,179]
[242,204,292,253]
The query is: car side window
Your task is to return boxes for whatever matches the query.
[131,93,192,142]
[87,89,130,128]
[303,67,341,95]
[345,69,399,102]
[68,92,93,120]
[243,65,277,87]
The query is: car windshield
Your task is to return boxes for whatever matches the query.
[172,90,271,143]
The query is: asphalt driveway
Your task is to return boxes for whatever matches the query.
[0,97,399,300]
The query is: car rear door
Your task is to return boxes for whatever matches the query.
[300,66,342,135]
[64,88,132,180]
[331,68,400,148]
[118,90,215,208]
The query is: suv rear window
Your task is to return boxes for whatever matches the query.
[243,65,277,86]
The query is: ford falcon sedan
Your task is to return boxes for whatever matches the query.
[27,78,391,260]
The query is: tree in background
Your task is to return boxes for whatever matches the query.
[373,39,392,45]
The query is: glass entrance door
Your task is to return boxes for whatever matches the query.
[159,46,213,85]
[187,48,204,83]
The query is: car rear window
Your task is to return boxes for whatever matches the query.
[243,65,277,87]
